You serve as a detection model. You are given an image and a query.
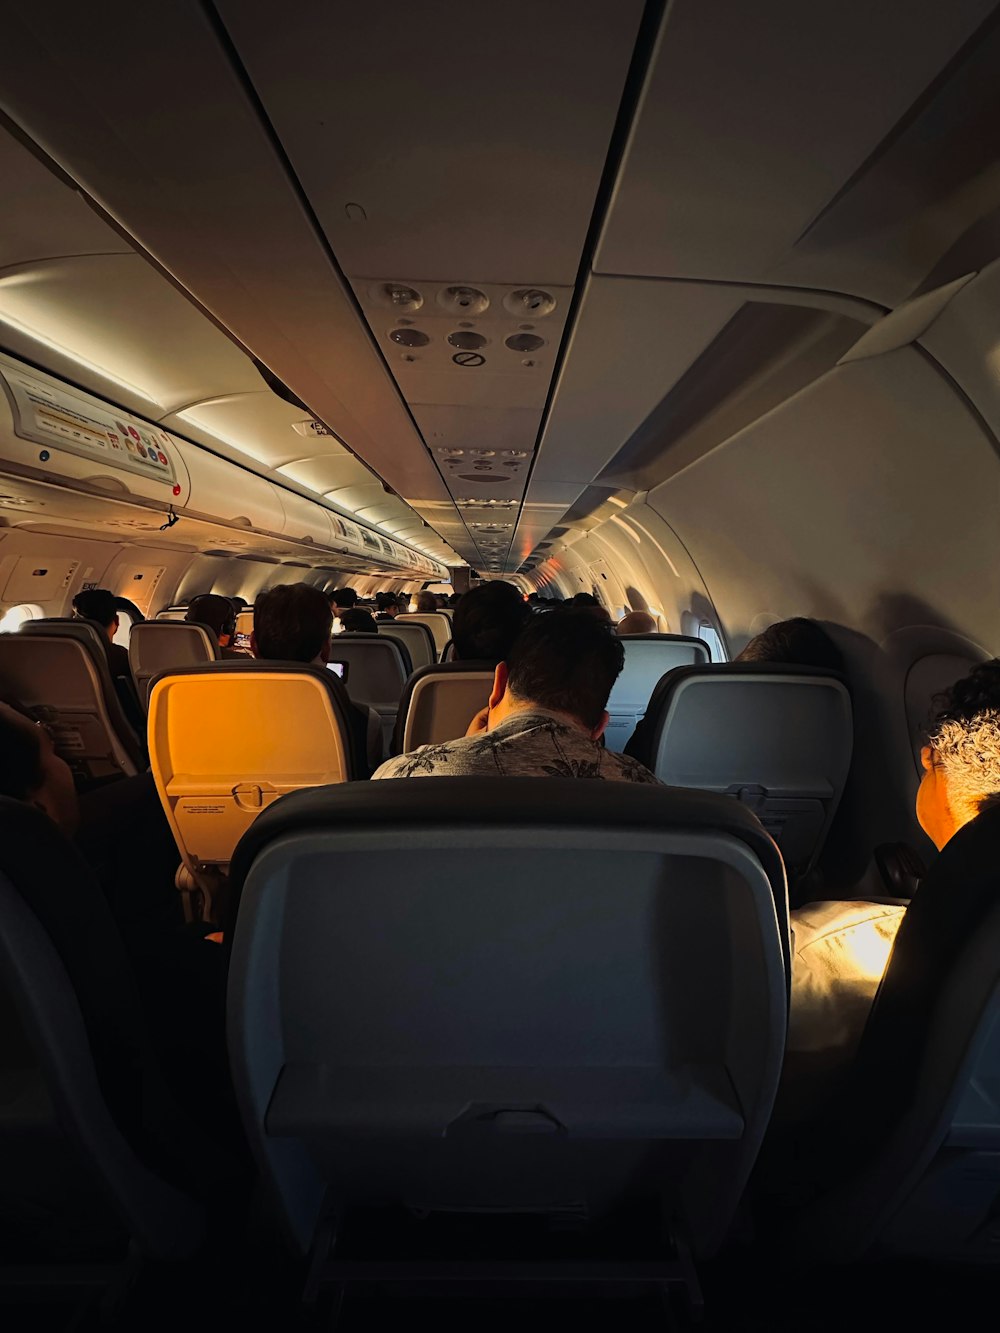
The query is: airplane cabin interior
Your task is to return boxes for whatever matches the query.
[0,2,999,1327]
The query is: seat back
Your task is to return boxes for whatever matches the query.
[393,661,495,754]
[796,804,1000,1262]
[155,606,189,622]
[379,620,436,672]
[605,634,711,752]
[147,661,359,883]
[129,620,219,711]
[327,634,410,753]
[396,611,452,656]
[646,664,852,879]
[0,799,204,1263]
[0,621,143,781]
[227,779,788,1257]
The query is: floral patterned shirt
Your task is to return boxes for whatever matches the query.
[373,710,660,784]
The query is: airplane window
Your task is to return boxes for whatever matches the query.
[0,602,43,633]
[698,621,726,663]
[113,611,135,647]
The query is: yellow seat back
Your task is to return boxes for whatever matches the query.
[148,667,351,877]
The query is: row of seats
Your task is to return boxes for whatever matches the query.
[0,617,852,891]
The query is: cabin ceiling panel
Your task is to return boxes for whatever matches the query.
[0,254,260,413]
[596,0,994,287]
[0,2,461,534]
[0,126,127,268]
[219,1,643,285]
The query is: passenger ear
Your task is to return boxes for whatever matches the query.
[489,662,508,710]
[920,745,934,772]
[591,709,610,742]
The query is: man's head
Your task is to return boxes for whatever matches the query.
[452,581,531,665]
[186,593,237,647]
[0,702,79,834]
[918,661,1000,850]
[329,587,358,614]
[617,610,658,636]
[72,588,118,642]
[413,590,437,613]
[376,592,400,617]
[340,607,378,634]
[251,583,333,664]
[486,610,625,739]
[735,617,844,672]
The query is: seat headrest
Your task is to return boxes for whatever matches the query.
[228,776,790,970]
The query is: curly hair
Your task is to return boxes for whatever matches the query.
[928,660,1000,823]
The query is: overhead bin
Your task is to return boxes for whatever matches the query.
[0,350,445,575]
[0,351,191,506]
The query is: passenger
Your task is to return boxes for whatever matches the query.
[735,616,844,670]
[340,607,379,634]
[251,583,381,770]
[185,593,248,658]
[72,587,131,680]
[412,590,438,613]
[617,609,658,636]
[375,592,401,620]
[373,611,659,783]
[788,660,1000,1083]
[0,701,236,1152]
[328,587,358,616]
[451,580,531,665]
[624,616,844,765]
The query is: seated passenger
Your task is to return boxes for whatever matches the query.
[375,592,401,620]
[72,587,131,680]
[617,609,658,636]
[328,587,358,617]
[624,615,844,765]
[252,583,381,770]
[412,590,438,613]
[0,701,236,1149]
[734,616,844,670]
[185,593,248,658]
[788,660,1000,1084]
[339,607,379,634]
[373,611,659,783]
[451,580,530,665]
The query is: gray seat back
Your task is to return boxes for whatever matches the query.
[650,664,852,878]
[329,634,410,753]
[793,804,1000,1262]
[155,607,189,622]
[129,620,219,711]
[380,620,435,671]
[393,662,495,754]
[0,621,143,780]
[605,635,711,752]
[396,612,452,656]
[227,779,788,1258]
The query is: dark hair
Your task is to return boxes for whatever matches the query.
[340,607,378,634]
[414,590,437,613]
[72,588,117,628]
[186,593,237,641]
[452,581,531,665]
[570,592,600,608]
[253,583,332,662]
[329,587,358,609]
[376,592,400,611]
[0,707,44,801]
[735,617,844,673]
[932,660,1000,728]
[505,610,625,729]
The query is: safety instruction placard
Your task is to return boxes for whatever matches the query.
[0,353,178,486]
